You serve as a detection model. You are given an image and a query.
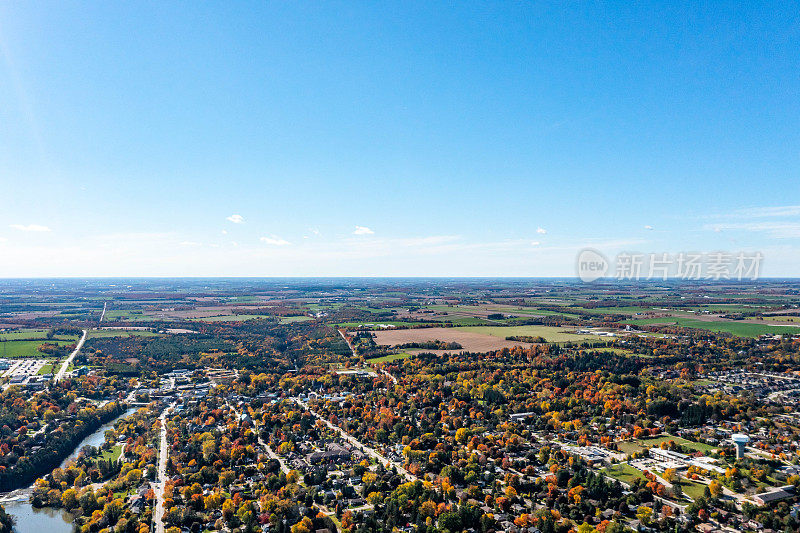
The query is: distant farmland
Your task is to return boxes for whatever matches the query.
[625,317,800,337]
[371,325,599,353]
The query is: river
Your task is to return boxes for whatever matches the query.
[0,407,136,533]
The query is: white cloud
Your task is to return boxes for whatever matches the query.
[644,225,653,230]
[179,241,202,247]
[536,227,547,234]
[221,229,228,235]
[353,225,374,235]
[735,205,800,218]
[530,241,540,246]
[10,224,51,232]
[705,222,800,239]
[226,214,245,224]
[704,205,800,219]
[309,227,320,235]
[260,235,291,246]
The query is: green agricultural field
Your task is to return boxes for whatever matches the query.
[444,317,494,326]
[89,329,161,338]
[279,316,313,324]
[0,339,76,358]
[457,325,599,343]
[193,314,270,322]
[336,321,428,329]
[488,306,569,316]
[0,329,78,342]
[576,306,656,315]
[103,310,149,320]
[625,317,800,337]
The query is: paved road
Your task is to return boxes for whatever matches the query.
[99,302,107,323]
[228,402,296,479]
[339,329,398,385]
[54,329,87,383]
[153,403,175,533]
[294,398,417,482]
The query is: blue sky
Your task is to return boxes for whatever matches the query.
[1,2,798,276]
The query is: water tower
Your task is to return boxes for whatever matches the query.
[732,433,749,459]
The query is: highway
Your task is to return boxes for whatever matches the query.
[54,329,87,383]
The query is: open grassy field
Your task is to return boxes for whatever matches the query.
[370,325,598,353]
[279,316,313,324]
[625,317,800,337]
[99,445,123,462]
[371,327,539,353]
[0,339,76,358]
[617,435,719,456]
[336,321,429,328]
[368,351,416,364]
[457,325,600,343]
[676,478,709,500]
[89,329,161,338]
[487,306,571,316]
[103,310,149,320]
[193,314,270,322]
[601,463,646,485]
[575,306,656,315]
[0,329,79,341]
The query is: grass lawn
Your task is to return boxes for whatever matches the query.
[675,478,708,500]
[602,463,646,485]
[368,351,415,364]
[457,325,599,343]
[624,317,800,338]
[616,441,645,455]
[37,363,54,375]
[617,435,719,456]
[673,437,719,454]
[99,445,123,462]
[0,339,76,358]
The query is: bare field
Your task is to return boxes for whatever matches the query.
[372,325,602,353]
[372,327,538,353]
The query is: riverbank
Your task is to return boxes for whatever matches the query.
[0,406,137,532]
[0,402,127,493]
